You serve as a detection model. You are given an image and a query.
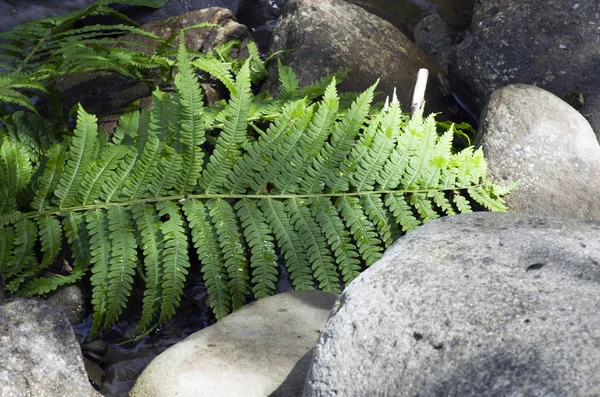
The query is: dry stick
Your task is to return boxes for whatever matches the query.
[411,68,429,116]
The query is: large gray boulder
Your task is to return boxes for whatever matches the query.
[303,212,600,396]
[130,290,337,397]
[476,84,600,221]
[267,0,449,118]
[470,0,518,31]
[449,1,600,136]
[0,298,100,397]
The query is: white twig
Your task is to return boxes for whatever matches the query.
[411,68,429,115]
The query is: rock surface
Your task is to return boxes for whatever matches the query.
[414,13,455,73]
[267,0,449,118]
[303,212,600,396]
[470,0,518,31]
[0,298,100,397]
[47,284,87,325]
[476,84,600,221]
[130,290,337,397]
[449,1,600,136]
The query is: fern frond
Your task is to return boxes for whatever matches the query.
[5,219,37,291]
[224,98,307,194]
[87,208,112,335]
[182,199,231,319]
[276,80,339,194]
[277,59,299,101]
[236,199,278,299]
[38,215,62,267]
[131,203,164,335]
[103,206,137,329]
[349,95,402,191]
[99,148,137,202]
[0,226,14,276]
[360,194,396,249]
[54,107,97,208]
[258,198,313,290]
[148,147,182,197]
[336,196,383,266]
[254,102,314,195]
[77,145,130,205]
[301,82,377,193]
[200,61,252,193]
[310,197,361,284]
[173,40,205,194]
[192,56,236,94]
[207,198,249,310]
[156,200,190,324]
[286,198,339,293]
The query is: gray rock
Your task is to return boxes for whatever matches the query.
[130,290,337,397]
[47,284,86,325]
[303,212,600,397]
[267,0,450,118]
[476,84,600,221]
[449,1,600,136]
[0,298,100,397]
[470,0,519,31]
[414,13,455,73]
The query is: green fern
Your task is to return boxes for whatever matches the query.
[0,42,514,338]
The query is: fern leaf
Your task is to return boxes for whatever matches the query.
[378,108,424,190]
[302,82,377,193]
[99,148,137,202]
[453,193,473,213]
[207,198,249,310]
[256,105,314,194]
[200,61,251,193]
[277,59,299,101]
[247,41,268,84]
[409,192,440,224]
[38,215,62,267]
[276,80,339,194]
[5,219,37,290]
[298,69,349,101]
[78,145,130,205]
[349,95,402,191]
[0,226,15,276]
[385,193,421,232]
[173,40,205,195]
[468,185,507,212]
[286,198,339,293]
[0,138,33,205]
[401,113,439,190]
[32,144,66,211]
[309,197,361,284]
[54,107,98,208]
[235,199,278,299]
[224,98,307,194]
[122,130,161,200]
[103,206,137,329]
[156,200,190,324]
[87,208,112,335]
[336,196,383,266]
[113,109,140,146]
[182,199,231,319]
[131,203,164,335]
[258,198,313,290]
[360,194,396,249]
[192,57,236,94]
[148,147,182,197]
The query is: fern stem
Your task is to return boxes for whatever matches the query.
[14,184,486,221]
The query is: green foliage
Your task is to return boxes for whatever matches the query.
[0,41,513,339]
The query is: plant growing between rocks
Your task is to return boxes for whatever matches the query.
[0,0,514,339]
